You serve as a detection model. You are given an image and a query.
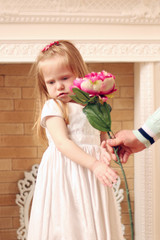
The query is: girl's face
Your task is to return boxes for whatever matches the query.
[40,55,76,103]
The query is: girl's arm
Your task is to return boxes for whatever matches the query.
[100,131,108,142]
[46,116,117,186]
[100,132,112,164]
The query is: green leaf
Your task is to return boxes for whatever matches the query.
[83,102,111,132]
[88,96,98,104]
[72,88,90,102]
[70,95,86,105]
[99,102,111,125]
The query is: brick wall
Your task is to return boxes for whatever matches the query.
[0,63,134,240]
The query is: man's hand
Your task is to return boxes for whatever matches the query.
[107,130,146,163]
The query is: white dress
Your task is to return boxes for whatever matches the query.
[27,99,123,240]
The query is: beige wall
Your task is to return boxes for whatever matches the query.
[0,63,134,240]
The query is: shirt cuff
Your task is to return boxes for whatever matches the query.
[133,129,152,148]
[133,108,160,148]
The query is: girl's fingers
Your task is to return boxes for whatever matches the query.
[104,151,111,161]
[101,176,112,187]
[102,155,111,164]
[104,173,116,184]
[93,161,118,187]
[105,168,118,182]
[105,144,116,161]
[106,143,114,153]
[107,167,118,178]
[98,172,116,187]
[101,148,112,163]
[110,152,117,161]
[101,140,106,148]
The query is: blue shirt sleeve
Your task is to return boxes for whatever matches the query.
[133,108,160,147]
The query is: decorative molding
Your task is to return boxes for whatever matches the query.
[112,177,126,239]
[16,164,39,240]
[16,164,125,240]
[1,40,160,63]
[0,0,160,24]
[134,63,156,239]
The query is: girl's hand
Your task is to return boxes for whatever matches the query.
[91,160,118,187]
[100,140,111,165]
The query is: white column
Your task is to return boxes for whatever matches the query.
[152,63,160,240]
[134,62,160,240]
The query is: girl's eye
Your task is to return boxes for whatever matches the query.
[63,77,68,80]
[49,81,55,84]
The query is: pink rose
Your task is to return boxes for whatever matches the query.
[71,71,116,101]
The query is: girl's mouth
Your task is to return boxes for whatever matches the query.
[57,93,68,98]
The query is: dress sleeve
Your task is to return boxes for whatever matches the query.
[133,107,160,147]
[41,99,63,128]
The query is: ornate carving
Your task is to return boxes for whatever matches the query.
[16,164,39,240]
[16,164,125,240]
[0,40,160,63]
[0,0,160,24]
[112,176,125,238]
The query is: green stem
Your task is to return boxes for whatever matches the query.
[107,131,134,240]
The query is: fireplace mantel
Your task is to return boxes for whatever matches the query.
[0,40,160,63]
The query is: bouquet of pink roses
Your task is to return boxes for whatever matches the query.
[70,70,134,240]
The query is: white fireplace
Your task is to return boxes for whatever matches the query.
[0,1,160,239]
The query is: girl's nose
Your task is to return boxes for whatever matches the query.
[57,81,64,90]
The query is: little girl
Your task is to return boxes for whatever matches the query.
[27,40,123,240]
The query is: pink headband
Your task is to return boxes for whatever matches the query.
[42,41,59,52]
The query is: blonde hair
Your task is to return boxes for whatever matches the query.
[32,40,89,144]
